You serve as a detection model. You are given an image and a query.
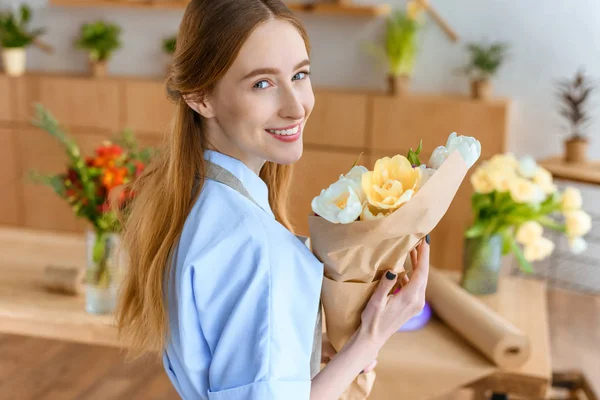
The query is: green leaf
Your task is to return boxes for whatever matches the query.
[351,152,364,169]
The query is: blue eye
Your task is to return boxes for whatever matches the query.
[253,80,271,89]
[293,71,310,81]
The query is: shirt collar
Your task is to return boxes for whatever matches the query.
[203,150,275,218]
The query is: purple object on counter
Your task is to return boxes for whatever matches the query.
[397,301,432,332]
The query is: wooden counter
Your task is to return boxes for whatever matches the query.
[539,156,600,186]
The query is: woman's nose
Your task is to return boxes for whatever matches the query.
[279,87,305,120]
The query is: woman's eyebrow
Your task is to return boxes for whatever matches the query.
[242,59,311,80]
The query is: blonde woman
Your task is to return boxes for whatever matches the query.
[115,1,430,399]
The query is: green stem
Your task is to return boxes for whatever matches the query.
[510,238,534,274]
[537,216,566,233]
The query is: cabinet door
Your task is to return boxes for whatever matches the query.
[288,148,365,236]
[0,75,14,122]
[18,128,112,232]
[15,75,121,132]
[0,128,22,225]
[123,80,174,136]
[303,90,368,149]
[370,94,509,158]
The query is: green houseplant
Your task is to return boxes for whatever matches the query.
[462,41,509,100]
[162,35,176,55]
[0,4,45,76]
[556,69,596,163]
[366,4,423,96]
[75,20,122,78]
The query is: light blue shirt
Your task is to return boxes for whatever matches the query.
[163,150,324,400]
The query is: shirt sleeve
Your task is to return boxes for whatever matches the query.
[191,221,312,400]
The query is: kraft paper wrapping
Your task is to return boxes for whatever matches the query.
[308,151,469,399]
[426,268,531,369]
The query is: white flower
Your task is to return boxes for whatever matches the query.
[518,156,538,179]
[561,187,583,211]
[516,221,543,245]
[533,167,557,195]
[523,237,555,262]
[509,178,546,204]
[568,237,588,255]
[342,165,369,186]
[417,164,436,189]
[311,179,365,224]
[565,210,592,238]
[428,132,482,169]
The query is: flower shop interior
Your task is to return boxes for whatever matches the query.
[0,0,599,399]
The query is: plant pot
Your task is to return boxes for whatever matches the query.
[85,229,125,314]
[471,79,492,100]
[1,48,27,77]
[460,234,503,295]
[564,138,589,163]
[90,60,108,78]
[387,74,410,96]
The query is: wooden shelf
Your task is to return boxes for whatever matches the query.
[49,0,391,16]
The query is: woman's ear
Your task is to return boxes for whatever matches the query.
[184,94,215,119]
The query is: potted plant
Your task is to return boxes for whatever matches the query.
[462,153,592,295]
[367,4,423,96]
[28,104,153,314]
[0,5,45,77]
[556,69,596,163]
[162,34,176,74]
[75,20,122,78]
[461,41,509,100]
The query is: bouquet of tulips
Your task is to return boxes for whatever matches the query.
[308,132,481,398]
[29,104,153,286]
[466,153,592,272]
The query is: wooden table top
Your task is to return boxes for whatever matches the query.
[0,227,120,347]
[539,156,600,185]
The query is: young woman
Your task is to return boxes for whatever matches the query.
[115,1,430,399]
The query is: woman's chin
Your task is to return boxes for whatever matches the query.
[270,141,303,165]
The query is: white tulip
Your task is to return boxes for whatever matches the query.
[342,165,369,186]
[568,237,588,255]
[561,187,583,211]
[565,210,592,238]
[518,156,538,179]
[516,221,543,245]
[311,179,365,224]
[428,132,481,169]
[523,237,555,262]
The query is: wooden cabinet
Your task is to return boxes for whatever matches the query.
[15,74,121,132]
[304,90,368,148]
[0,72,510,270]
[0,76,14,123]
[0,128,22,226]
[123,80,174,136]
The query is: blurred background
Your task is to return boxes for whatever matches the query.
[0,0,598,399]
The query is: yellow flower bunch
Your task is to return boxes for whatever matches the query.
[467,153,592,272]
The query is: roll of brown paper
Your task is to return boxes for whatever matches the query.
[425,268,531,369]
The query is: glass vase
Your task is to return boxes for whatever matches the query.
[85,229,124,315]
[460,234,503,295]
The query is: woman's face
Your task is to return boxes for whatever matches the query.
[194,19,314,174]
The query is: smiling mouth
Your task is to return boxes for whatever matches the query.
[265,123,301,136]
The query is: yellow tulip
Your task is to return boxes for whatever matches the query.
[362,155,421,211]
[562,187,583,211]
[516,221,543,245]
[509,177,545,204]
[470,167,494,194]
[533,167,556,194]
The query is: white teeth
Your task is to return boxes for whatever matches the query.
[267,125,300,136]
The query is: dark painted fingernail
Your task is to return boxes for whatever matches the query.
[425,235,431,245]
[359,370,364,374]
[386,271,396,280]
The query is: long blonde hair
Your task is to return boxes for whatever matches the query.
[114,0,309,359]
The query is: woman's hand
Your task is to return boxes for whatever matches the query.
[358,237,430,351]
